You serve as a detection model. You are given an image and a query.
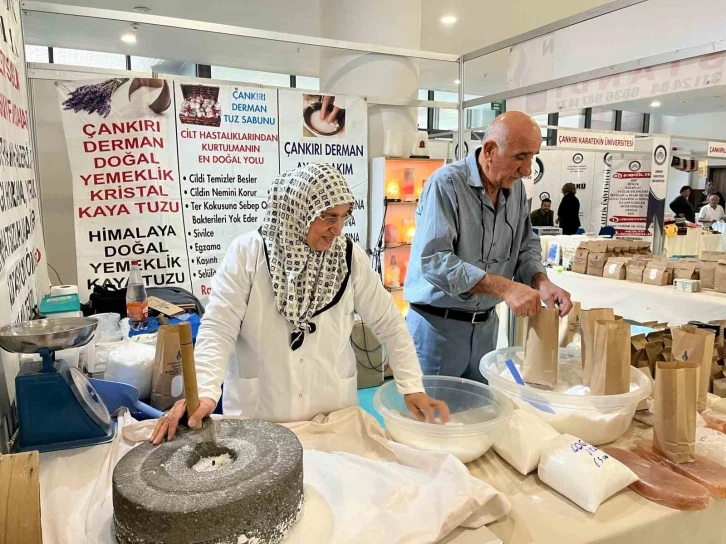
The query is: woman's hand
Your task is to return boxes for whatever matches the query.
[404,392,450,423]
[149,397,217,445]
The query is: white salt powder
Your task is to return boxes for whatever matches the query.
[192,453,234,473]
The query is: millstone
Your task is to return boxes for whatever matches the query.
[112,418,304,543]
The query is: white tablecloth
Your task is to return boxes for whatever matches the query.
[548,270,726,325]
[664,229,723,257]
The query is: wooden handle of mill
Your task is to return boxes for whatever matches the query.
[178,322,202,430]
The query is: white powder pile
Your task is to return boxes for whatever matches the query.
[498,363,642,445]
[309,110,339,134]
[191,453,234,473]
[387,406,504,463]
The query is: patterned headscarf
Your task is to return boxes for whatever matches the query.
[261,163,354,349]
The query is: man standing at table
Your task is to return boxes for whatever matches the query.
[404,111,573,382]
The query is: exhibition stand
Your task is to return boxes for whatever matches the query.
[4,2,726,544]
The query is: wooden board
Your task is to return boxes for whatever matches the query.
[0,451,42,544]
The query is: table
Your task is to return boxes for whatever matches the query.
[548,270,726,325]
[443,421,726,544]
[664,229,723,257]
[39,416,726,544]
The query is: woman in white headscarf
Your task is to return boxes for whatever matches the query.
[152,163,447,443]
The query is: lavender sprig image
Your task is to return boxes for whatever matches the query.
[62,78,129,118]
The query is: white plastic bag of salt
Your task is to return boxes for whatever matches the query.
[493,410,559,475]
[538,434,637,513]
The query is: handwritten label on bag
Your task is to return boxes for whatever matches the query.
[570,439,610,468]
[608,264,617,274]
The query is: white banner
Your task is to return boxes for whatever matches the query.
[0,0,48,327]
[509,52,725,115]
[607,156,652,241]
[57,78,190,301]
[278,92,369,247]
[58,84,370,302]
[556,130,634,152]
[591,152,611,232]
[175,84,279,301]
[528,149,600,232]
[647,136,671,232]
[708,141,726,158]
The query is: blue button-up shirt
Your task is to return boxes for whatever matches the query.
[404,149,546,311]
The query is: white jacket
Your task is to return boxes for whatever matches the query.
[195,231,424,422]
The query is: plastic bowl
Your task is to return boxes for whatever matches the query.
[373,376,513,463]
[480,347,651,446]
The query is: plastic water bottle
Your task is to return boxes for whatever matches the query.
[126,260,148,330]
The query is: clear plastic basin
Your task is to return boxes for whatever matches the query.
[480,347,651,445]
[373,376,513,463]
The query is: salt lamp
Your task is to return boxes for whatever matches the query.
[384,223,400,246]
[385,179,401,201]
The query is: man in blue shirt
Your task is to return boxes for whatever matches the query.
[404,111,573,382]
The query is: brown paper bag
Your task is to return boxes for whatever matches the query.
[715,260,726,293]
[603,258,627,280]
[658,347,673,363]
[590,320,631,395]
[645,341,664,378]
[572,247,590,274]
[642,261,670,286]
[699,251,726,289]
[558,301,581,348]
[653,360,698,463]
[673,261,699,281]
[581,308,615,387]
[523,308,559,388]
[587,250,608,277]
[151,325,184,410]
[626,260,646,282]
[671,325,715,412]
[631,333,647,367]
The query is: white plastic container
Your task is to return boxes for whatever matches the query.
[374,376,513,463]
[480,347,650,446]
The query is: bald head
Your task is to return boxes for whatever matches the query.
[479,111,542,193]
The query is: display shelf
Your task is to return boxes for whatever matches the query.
[385,285,404,292]
[383,243,412,249]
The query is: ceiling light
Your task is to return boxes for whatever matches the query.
[455,79,461,85]
[650,100,661,108]
[121,33,137,44]
[440,15,457,24]
[133,6,151,13]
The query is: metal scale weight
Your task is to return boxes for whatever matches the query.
[0,318,115,452]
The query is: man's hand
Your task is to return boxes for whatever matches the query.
[501,281,542,318]
[404,392,450,423]
[533,274,573,317]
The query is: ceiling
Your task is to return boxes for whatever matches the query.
[21,0,614,94]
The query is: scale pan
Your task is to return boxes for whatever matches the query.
[0,318,98,354]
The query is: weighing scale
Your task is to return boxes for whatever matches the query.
[0,318,115,452]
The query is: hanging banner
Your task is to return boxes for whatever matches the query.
[591,152,611,232]
[708,142,726,158]
[556,130,635,152]
[647,136,671,232]
[0,0,48,327]
[57,78,190,300]
[508,52,726,115]
[278,92,369,247]
[607,156,653,241]
[175,84,279,300]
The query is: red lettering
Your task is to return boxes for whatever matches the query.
[699,52,726,71]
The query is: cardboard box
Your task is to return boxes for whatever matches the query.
[572,246,589,274]
[674,279,701,292]
[643,260,671,286]
[603,257,627,280]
